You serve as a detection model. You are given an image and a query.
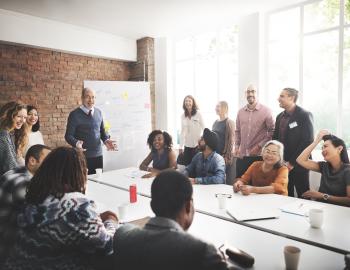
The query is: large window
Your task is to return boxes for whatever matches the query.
[174,26,238,143]
[266,0,350,147]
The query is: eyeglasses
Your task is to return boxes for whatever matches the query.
[263,149,279,156]
[246,90,257,94]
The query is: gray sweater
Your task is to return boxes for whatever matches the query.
[0,130,18,176]
[65,107,109,158]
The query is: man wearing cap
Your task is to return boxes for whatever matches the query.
[184,128,226,184]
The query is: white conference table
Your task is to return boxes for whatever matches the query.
[86,180,345,269]
[89,167,350,254]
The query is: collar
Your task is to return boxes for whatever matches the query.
[80,105,94,115]
[244,102,261,111]
[283,105,297,117]
[202,151,216,161]
[145,217,184,232]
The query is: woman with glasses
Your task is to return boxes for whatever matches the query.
[233,140,288,195]
[297,130,350,206]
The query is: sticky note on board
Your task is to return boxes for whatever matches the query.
[104,120,111,133]
[122,91,128,100]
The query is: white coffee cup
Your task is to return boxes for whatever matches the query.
[308,208,324,229]
[118,203,128,221]
[217,194,227,209]
[284,245,301,270]
[95,168,103,178]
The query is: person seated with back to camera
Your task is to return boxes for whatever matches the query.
[112,170,233,270]
[3,147,118,270]
[139,130,177,178]
[296,129,350,206]
[233,140,288,196]
[184,128,226,184]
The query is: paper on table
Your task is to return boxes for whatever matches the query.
[227,207,280,222]
[279,201,323,216]
[125,170,148,179]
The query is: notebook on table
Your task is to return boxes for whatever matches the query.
[226,207,280,222]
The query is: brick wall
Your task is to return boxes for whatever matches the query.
[0,43,137,148]
[129,37,155,128]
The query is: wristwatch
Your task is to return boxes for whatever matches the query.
[323,193,330,201]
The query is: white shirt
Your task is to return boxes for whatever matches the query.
[24,131,45,155]
[80,105,95,116]
[180,111,205,148]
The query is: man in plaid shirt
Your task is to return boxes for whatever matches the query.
[0,144,50,264]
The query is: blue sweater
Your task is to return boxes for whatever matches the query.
[65,107,109,158]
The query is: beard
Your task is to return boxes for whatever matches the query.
[198,144,206,151]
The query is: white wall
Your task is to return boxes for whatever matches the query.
[154,37,176,136]
[0,8,136,61]
[238,12,264,106]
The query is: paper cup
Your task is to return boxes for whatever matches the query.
[118,203,128,221]
[284,245,301,270]
[95,168,103,178]
[217,194,227,209]
[308,209,324,229]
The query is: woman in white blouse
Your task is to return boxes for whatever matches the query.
[25,105,44,154]
[179,95,205,165]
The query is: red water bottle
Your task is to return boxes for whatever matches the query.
[129,184,137,203]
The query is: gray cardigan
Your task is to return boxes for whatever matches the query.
[0,130,18,176]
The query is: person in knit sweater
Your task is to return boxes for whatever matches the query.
[3,147,118,270]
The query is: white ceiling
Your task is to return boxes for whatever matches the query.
[0,0,303,39]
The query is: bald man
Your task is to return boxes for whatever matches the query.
[234,84,275,179]
[65,87,116,174]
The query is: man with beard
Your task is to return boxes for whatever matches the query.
[234,84,275,178]
[273,88,314,197]
[184,128,225,184]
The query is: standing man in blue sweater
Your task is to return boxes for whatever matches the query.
[65,87,117,174]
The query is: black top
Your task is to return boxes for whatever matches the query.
[113,217,231,270]
[273,105,314,172]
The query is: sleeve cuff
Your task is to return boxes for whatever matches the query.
[195,177,202,184]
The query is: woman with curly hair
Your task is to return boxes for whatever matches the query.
[139,130,177,178]
[3,147,118,270]
[0,102,28,175]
